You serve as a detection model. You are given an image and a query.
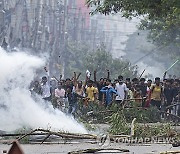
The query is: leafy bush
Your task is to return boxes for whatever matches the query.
[123,107,161,123]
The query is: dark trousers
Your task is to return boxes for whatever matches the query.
[142,99,146,107]
[150,99,161,110]
[115,100,123,108]
[68,103,77,115]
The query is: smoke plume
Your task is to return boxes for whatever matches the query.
[0,48,87,133]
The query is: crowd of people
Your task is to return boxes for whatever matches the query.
[30,67,180,117]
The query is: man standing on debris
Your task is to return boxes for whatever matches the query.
[139,78,148,107]
[94,70,109,105]
[164,79,174,113]
[115,75,128,106]
[100,79,118,108]
[55,81,66,110]
[86,80,98,102]
[66,86,85,116]
[149,77,163,110]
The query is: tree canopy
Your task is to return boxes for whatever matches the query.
[84,46,137,79]
[86,0,180,64]
[62,42,137,79]
[87,0,179,19]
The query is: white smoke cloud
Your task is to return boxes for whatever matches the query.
[0,48,87,133]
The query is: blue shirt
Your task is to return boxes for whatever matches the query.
[100,86,117,105]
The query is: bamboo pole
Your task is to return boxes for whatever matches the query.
[166,103,180,109]
[40,133,51,144]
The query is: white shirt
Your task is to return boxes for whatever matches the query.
[55,88,65,98]
[41,83,51,98]
[115,82,128,100]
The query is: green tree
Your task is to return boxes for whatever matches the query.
[84,46,137,79]
[86,0,180,73]
[63,41,90,78]
[87,0,179,19]
[64,43,137,79]
[86,1,179,49]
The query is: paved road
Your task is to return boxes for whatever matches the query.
[0,142,179,154]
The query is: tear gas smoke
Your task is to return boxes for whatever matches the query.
[0,48,87,133]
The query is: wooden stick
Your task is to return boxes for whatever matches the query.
[98,110,114,114]
[69,148,130,154]
[52,76,60,82]
[123,97,147,101]
[110,135,130,138]
[139,69,146,79]
[41,133,51,144]
[0,133,49,137]
[77,73,81,80]
[166,103,180,109]
[16,129,38,141]
[160,151,180,154]
[16,129,97,141]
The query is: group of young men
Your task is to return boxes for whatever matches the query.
[30,68,180,117]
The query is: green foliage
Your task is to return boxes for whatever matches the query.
[109,106,162,136]
[77,100,162,125]
[86,0,179,19]
[76,100,178,138]
[123,107,161,123]
[64,42,90,78]
[86,0,180,61]
[84,46,137,80]
[84,47,112,74]
[109,110,177,138]
[134,123,175,138]
[65,43,136,79]
[109,111,130,135]
[139,12,180,57]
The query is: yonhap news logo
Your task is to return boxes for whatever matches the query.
[96,133,111,147]
[97,134,177,146]
[111,136,177,144]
